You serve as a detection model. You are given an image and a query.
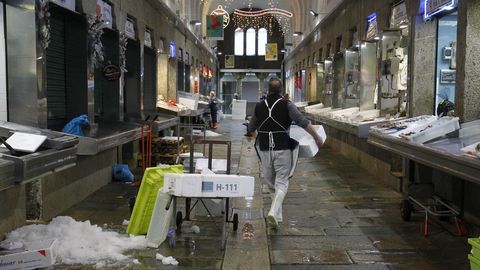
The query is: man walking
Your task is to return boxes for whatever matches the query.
[248,78,324,228]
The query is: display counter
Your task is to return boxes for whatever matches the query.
[77,120,142,155]
[0,121,79,182]
[305,108,393,138]
[368,118,480,184]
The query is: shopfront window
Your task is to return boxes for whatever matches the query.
[258,28,267,56]
[246,28,256,56]
[234,28,244,56]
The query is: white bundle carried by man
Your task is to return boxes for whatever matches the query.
[289,125,327,158]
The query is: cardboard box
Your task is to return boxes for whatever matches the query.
[0,239,57,270]
[163,173,254,198]
[289,125,327,158]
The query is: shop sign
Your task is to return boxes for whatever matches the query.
[50,0,75,11]
[366,12,378,40]
[96,0,112,29]
[391,1,408,28]
[206,15,224,40]
[125,18,136,39]
[424,0,457,20]
[168,41,176,58]
[225,55,234,68]
[103,64,120,81]
[144,29,152,48]
[265,43,278,61]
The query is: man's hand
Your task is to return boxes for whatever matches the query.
[315,137,324,148]
[305,124,324,148]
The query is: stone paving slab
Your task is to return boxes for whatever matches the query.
[270,249,352,265]
[269,235,376,250]
[271,264,389,270]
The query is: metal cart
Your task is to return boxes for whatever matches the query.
[166,138,239,250]
[400,182,465,237]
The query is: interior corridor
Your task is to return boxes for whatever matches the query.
[60,119,470,269]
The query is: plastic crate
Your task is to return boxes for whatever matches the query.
[127,165,183,235]
[469,238,480,259]
[469,254,480,270]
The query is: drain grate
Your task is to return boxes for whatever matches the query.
[231,208,264,220]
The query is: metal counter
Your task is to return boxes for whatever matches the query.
[368,121,480,185]
[0,158,15,191]
[77,120,142,155]
[0,121,79,182]
[305,112,390,138]
[0,121,79,149]
[78,115,179,155]
[0,147,77,183]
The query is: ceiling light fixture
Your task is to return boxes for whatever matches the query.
[293,31,303,37]
[309,10,318,17]
[190,20,202,26]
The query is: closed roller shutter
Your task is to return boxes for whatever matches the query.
[46,16,66,120]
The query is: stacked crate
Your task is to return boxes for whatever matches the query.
[469,238,480,270]
[152,136,187,165]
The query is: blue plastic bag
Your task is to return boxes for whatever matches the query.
[112,164,134,182]
[62,115,89,136]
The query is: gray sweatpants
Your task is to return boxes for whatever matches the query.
[258,150,292,193]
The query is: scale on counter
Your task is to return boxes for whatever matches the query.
[0,132,47,153]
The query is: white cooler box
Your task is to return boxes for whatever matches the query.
[289,125,327,158]
[164,173,254,198]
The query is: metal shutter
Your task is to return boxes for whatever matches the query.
[46,16,66,120]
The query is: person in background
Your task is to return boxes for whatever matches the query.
[234,92,240,100]
[208,91,219,129]
[248,78,324,229]
[284,93,290,100]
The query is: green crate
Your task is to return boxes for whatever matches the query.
[469,238,480,259]
[469,254,480,270]
[127,165,183,235]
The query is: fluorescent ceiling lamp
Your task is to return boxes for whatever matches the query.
[293,31,303,37]
[190,20,201,26]
[310,10,318,16]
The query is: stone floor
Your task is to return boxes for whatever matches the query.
[59,119,471,269]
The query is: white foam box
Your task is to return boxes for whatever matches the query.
[403,117,460,144]
[146,190,174,248]
[195,158,228,173]
[0,239,57,270]
[163,173,254,198]
[178,97,198,111]
[289,125,327,158]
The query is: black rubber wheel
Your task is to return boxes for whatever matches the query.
[232,213,239,232]
[176,211,183,228]
[401,199,413,221]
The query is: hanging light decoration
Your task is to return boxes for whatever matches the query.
[233,8,292,36]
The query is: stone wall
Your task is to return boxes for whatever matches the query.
[0,185,26,238]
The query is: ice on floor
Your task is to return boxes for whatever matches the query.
[156,253,179,266]
[1,216,147,266]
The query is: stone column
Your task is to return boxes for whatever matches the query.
[233,72,245,98]
[407,0,436,116]
[456,0,480,122]
[255,73,268,99]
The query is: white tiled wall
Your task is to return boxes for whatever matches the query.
[0,4,7,121]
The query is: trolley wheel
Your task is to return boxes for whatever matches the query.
[401,199,413,221]
[232,213,239,232]
[176,211,183,228]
